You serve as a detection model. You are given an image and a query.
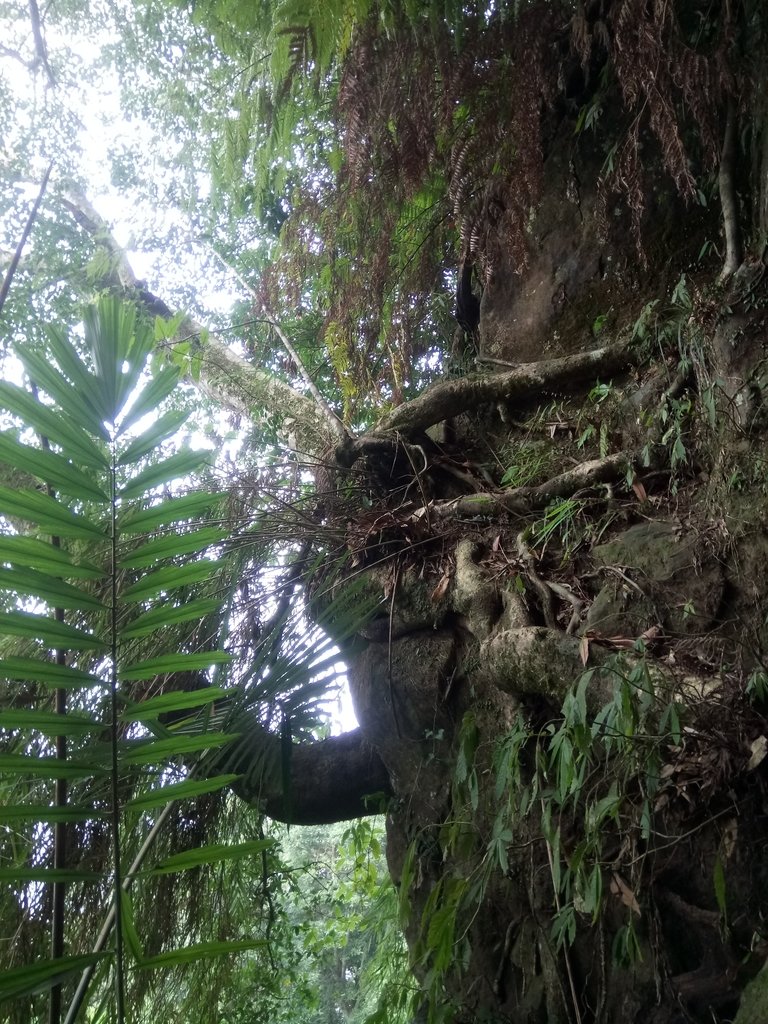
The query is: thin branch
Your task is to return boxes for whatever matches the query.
[0,161,53,315]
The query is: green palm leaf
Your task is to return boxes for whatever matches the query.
[125,774,241,811]
[118,449,214,500]
[0,485,105,539]
[118,527,228,568]
[148,839,275,874]
[0,610,108,650]
[0,657,101,687]
[119,365,181,432]
[0,536,102,578]
[120,492,221,533]
[122,598,222,638]
[119,652,231,682]
[120,560,221,602]
[0,805,109,823]
[137,941,267,969]
[0,567,106,611]
[120,686,230,719]
[83,297,155,418]
[0,954,106,1002]
[45,323,111,423]
[0,709,100,735]
[0,381,108,469]
[117,409,191,465]
[120,733,239,766]
[0,868,103,883]
[18,346,110,440]
[0,433,109,501]
[0,755,107,779]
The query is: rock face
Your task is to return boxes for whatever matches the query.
[362,123,768,1024]
[585,520,725,639]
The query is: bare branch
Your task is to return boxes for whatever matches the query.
[0,161,53,315]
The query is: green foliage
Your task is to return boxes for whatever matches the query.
[0,296,251,1019]
[401,648,689,1009]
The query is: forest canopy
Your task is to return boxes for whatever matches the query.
[2,1,768,1023]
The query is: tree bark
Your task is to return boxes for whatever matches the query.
[230,726,393,825]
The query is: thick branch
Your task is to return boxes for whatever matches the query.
[59,190,336,458]
[377,344,633,436]
[231,727,392,825]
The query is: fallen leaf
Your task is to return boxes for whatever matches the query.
[579,634,590,665]
[747,735,768,771]
[430,572,451,603]
[611,873,641,915]
[632,478,648,501]
[722,818,738,859]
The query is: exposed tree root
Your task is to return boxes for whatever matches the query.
[377,344,635,436]
[426,452,631,520]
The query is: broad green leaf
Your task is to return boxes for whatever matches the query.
[137,940,266,969]
[120,891,145,960]
[0,709,99,735]
[121,733,239,765]
[120,492,221,533]
[0,567,105,611]
[149,839,275,874]
[0,382,108,469]
[119,527,228,568]
[0,953,106,1001]
[0,657,101,688]
[119,653,231,682]
[45,324,110,424]
[0,485,105,539]
[122,598,221,638]
[119,449,214,500]
[117,408,191,466]
[0,868,102,883]
[0,537,102,579]
[0,611,108,650]
[0,805,108,823]
[125,773,240,811]
[17,346,109,439]
[121,687,229,721]
[121,560,220,602]
[118,364,181,432]
[0,754,106,778]
[0,433,109,502]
